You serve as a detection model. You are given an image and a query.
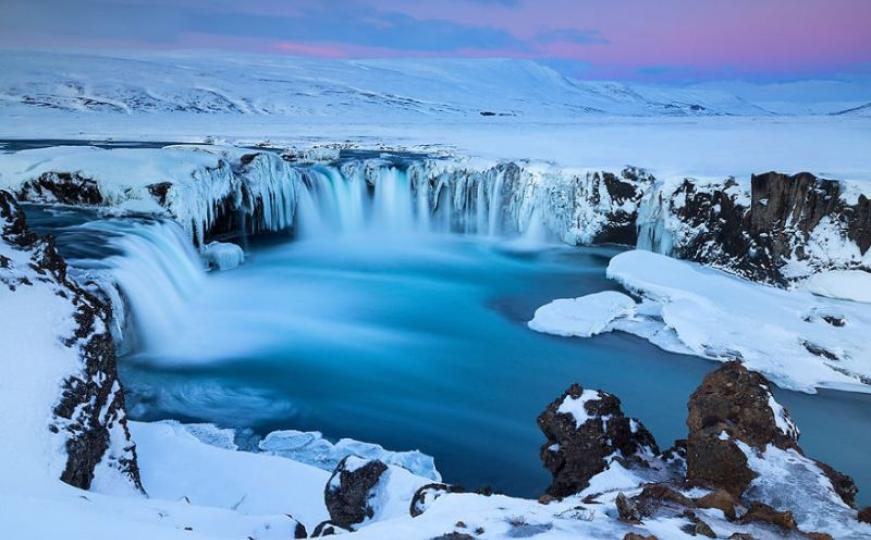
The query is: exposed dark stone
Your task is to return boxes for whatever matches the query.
[586,167,655,246]
[147,182,173,206]
[859,506,871,524]
[430,533,474,540]
[616,493,642,524]
[17,171,104,206]
[538,384,659,497]
[728,534,756,540]
[410,483,467,517]
[804,533,834,540]
[623,534,658,540]
[664,172,870,285]
[0,190,141,491]
[813,460,858,508]
[680,511,716,538]
[685,361,797,496]
[737,502,797,531]
[294,520,307,539]
[631,484,695,517]
[695,489,738,520]
[310,520,350,537]
[324,457,388,530]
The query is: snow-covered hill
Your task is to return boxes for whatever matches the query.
[1,49,854,119]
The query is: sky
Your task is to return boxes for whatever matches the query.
[1,0,870,81]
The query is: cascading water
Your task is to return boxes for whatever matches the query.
[69,219,206,350]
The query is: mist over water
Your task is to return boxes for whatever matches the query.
[23,164,871,501]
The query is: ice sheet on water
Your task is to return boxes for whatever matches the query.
[259,429,441,481]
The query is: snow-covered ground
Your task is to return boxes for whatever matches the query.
[530,250,871,394]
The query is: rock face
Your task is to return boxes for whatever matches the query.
[686,361,796,496]
[537,383,659,497]
[0,190,141,491]
[647,172,871,285]
[324,456,388,530]
[685,360,857,507]
[17,171,105,206]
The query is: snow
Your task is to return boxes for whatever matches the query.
[556,389,603,429]
[528,291,636,337]
[736,440,871,538]
[259,429,441,481]
[603,250,871,394]
[799,269,871,303]
[202,241,244,271]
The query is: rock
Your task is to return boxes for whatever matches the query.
[804,533,834,540]
[859,506,871,524]
[311,520,350,536]
[681,511,716,538]
[695,489,738,520]
[616,493,642,524]
[537,384,659,497]
[813,459,858,508]
[623,534,658,540]
[324,456,388,530]
[632,484,695,517]
[728,534,756,540]
[685,361,797,496]
[737,502,797,531]
[293,520,307,539]
[17,171,104,206]
[410,483,466,517]
[0,190,141,491]
[658,172,871,285]
[430,534,473,540]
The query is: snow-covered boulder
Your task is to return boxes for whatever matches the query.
[324,457,389,530]
[536,384,660,497]
[0,190,140,492]
[202,241,244,271]
[528,291,636,337]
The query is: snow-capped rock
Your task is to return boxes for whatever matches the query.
[0,189,140,493]
[537,384,661,497]
[202,241,244,271]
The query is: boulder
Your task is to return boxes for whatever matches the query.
[616,493,642,524]
[631,484,695,517]
[538,384,659,497]
[680,511,716,538]
[311,520,350,537]
[324,456,388,530]
[695,489,738,520]
[859,507,871,524]
[737,502,796,531]
[410,483,466,517]
[686,361,796,496]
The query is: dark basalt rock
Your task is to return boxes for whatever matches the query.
[695,489,738,521]
[310,520,350,537]
[410,483,467,517]
[685,361,796,497]
[623,534,658,540]
[680,511,716,538]
[538,383,659,497]
[631,484,695,517]
[665,172,870,285]
[0,190,141,491]
[615,493,642,524]
[737,502,797,531]
[858,507,871,524]
[324,457,388,530]
[17,171,104,206]
[586,167,655,246]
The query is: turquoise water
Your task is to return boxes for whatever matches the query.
[113,232,871,502]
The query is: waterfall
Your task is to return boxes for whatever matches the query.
[70,219,206,350]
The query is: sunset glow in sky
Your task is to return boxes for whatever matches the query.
[2,0,870,80]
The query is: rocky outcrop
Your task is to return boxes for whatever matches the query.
[410,483,467,517]
[324,456,388,530]
[17,171,105,206]
[537,383,659,497]
[685,361,857,506]
[0,190,141,491]
[644,172,871,285]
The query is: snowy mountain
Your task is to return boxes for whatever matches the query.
[0,49,848,119]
